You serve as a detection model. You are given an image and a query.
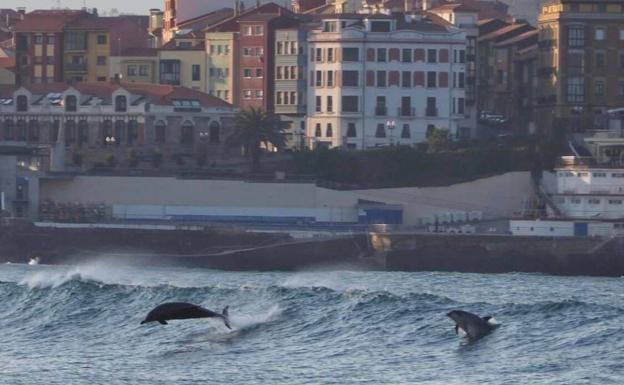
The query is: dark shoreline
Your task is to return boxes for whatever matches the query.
[2,223,623,277]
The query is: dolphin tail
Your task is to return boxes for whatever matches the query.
[222,306,231,329]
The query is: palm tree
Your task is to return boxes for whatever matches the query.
[226,107,285,172]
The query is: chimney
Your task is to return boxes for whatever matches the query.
[17,7,26,18]
[240,2,246,12]
[235,0,240,16]
[256,0,261,9]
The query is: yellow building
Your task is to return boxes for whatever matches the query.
[63,16,150,82]
[158,37,206,92]
[109,48,159,83]
[206,32,239,105]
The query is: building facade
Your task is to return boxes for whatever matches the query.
[206,32,239,105]
[537,0,624,133]
[109,48,159,84]
[0,82,235,171]
[306,14,468,149]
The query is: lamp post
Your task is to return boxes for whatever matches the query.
[386,120,396,145]
[105,136,116,145]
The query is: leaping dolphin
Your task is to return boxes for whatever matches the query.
[446,310,497,340]
[141,302,231,329]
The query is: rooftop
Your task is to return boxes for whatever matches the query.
[13,10,88,32]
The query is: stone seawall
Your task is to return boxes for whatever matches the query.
[371,232,624,277]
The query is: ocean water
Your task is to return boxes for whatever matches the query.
[1,261,623,385]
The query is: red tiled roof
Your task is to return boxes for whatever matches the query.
[177,8,234,31]
[65,16,131,30]
[495,29,538,47]
[160,40,206,51]
[13,82,232,109]
[13,10,88,32]
[479,23,532,42]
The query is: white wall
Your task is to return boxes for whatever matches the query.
[41,172,532,225]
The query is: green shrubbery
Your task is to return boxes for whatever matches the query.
[293,139,543,188]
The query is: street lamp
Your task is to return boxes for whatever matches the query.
[105,136,116,145]
[386,120,396,145]
[199,131,209,141]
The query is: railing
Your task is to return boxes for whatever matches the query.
[65,63,87,72]
[398,107,415,117]
[425,107,438,117]
[375,106,387,116]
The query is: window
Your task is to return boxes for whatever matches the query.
[609,200,623,205]
[323,21,338,32]
[342,96,359,113]
[458,72,465,88]
[128,65,137,76]
[375,123,386,138]
[427,49,437,63]
[255,90,264,99]
[276,92,283,105]
[47,35,55,45]
[595,80,605,97]
[588,198,600,205]
[402,48,412,63]
[315,70,322,87]
[65,32,86,50]
[347,123,356,137]
[155,121,166,143]
[401,96,412,117]
[34,35,43,44]
[97,56,106,65]
[16,120,26,141]
[277,42,283,55]
[315,123,322,137]
[209,121,220,143]
[16,95,28,112]
[427,71,437,88]
[65,95,77,112]
[327,71,334,87]
[376,71,386,87]
[593,172,607,177]
[401,124,410,138]
[568,26,584,47]
[3,120,14,140]
[370,21,391,32]
[192,64,201,81]
[377,48,387,62]
[327,48,334,62]
[567,77,584,102]
[426,97,437,116]
[254,26,264,35]
[315,48,323,62]
[28,120,40,142]
[159,60,180,85]
[243,26,253,36]
[77,120,88,145]
[290,92,296,105]
[595,27,605,41]
[244,68,252,78]
[181,121,194,145]
[139,65,149,76]
[595,52,605,68]
[342,47,359,62]
[375,96,386,116]
[115,95,127,112]
[342,70,359,87]
[457,97,465,115]
[327,96,333,113]
[326,124,333,137]
[401,71,411,88]
[97,35,107,44]
[315,96,322,112]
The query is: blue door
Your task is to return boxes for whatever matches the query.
[574,222,588,236]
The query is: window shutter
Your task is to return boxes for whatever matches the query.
[367,48,375,61]
[389,71,399,86]
[439,72,449,87]
[414,48,425,62]
[389,48,400,61]
[366,70,374,86]
[439,49,449,63]
[413,71,424,86]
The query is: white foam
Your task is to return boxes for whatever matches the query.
[19,260,131,289]
[229,304,282,330]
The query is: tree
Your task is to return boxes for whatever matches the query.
[426,128,451,153]
[226,107,285,172]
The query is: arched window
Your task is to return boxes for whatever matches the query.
[401,124,410,138]
[28,120,39,142]
[209,121,220,143]
[16,119,26,141]
[127,120,138,145]
[114,120,125,146]
[314,123,321,137]
[3,120,14,140]
[155,121,166,143]
[375,123,386,138]
[65,119,76,144]
[325,123,333,137]
[78,120,89,145]
[181,120,194,145]
[102,120,113,144]
[115,95,127,112]
[346,123,357,138]
[65,95,77,112]
[16,95,28,112]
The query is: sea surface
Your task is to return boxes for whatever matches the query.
[1,261,623,384]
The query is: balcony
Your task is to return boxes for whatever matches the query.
[65,63,87,72]
[398,107,415,117]
[375,106,387,116]
[425,107,438,117]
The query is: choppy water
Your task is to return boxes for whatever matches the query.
[1,261,623,384]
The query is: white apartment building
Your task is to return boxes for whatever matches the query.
[306,13,468,149]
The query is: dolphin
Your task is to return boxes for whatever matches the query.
[446,310,496,340]
[141,302,231,329]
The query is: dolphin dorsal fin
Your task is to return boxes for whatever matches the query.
[222,306,229,317]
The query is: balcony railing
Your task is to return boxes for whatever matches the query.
[425,107,438,117]
[65,63,87,72]
[398,107,415,117]
[375,106,387,116]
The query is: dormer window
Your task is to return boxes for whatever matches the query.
[115,95,127,112]
[16,95,28,112]
[65,95,77,112]
[370,21,391,33]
